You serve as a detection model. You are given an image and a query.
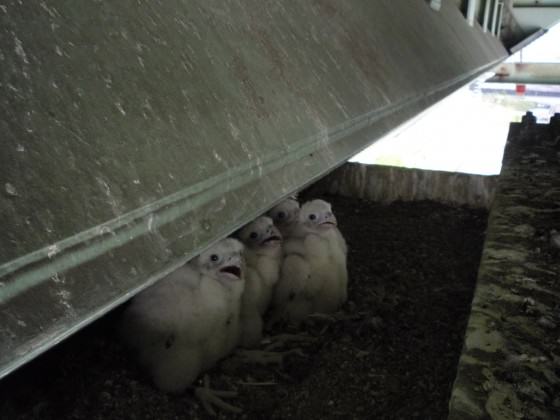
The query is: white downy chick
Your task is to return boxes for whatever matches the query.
[266,197,300,238]
[236,216,283,347]
[119,238,245,393]
[272,199,348,323]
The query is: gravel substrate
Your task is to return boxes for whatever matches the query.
[0,195,488,420]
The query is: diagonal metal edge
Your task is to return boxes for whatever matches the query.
[508,28,547,54]
[0,57,505,307]
[0,56,506,381]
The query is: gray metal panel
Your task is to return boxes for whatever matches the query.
[0,0,506,378]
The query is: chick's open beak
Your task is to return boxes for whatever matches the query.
[261,235,282,246]
[220,265,242,279]
[320,216,337,227]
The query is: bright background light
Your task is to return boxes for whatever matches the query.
[507,23,560,63]
[351,24,560,176]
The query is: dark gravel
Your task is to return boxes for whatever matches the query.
[0,196,488,420]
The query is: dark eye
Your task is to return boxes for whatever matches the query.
[249,232,258,239]
[309,214,316,220]
[210,254,219,262]
[278,211,285,219]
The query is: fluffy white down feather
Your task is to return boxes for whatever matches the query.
[236,216,282,347]
[119,238,245,393]
[267,198,300,239]
[272,199,348,323]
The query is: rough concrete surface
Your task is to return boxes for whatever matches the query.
[323,163,497,209]
[448,116,560,420]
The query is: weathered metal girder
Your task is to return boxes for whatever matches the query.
[0,0,506,378]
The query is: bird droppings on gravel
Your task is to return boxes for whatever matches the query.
[0,196,488,420]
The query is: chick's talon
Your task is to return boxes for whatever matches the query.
[194,375,242,416]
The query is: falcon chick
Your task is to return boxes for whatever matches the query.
[272,199,348,324]
[266,197,300,238]
[236,216,283,347]
[119,238,245,394]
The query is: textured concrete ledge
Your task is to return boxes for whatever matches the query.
[448,115,560,420]
[321,163,497,209]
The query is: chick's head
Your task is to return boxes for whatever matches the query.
[237,216,282,250]
[299,199,337,232]
[194,238,245,285]
[267,198,300,227]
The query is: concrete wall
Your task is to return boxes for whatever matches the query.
[322,163,498,209]
[448,118,560,420]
